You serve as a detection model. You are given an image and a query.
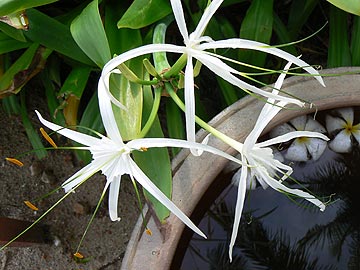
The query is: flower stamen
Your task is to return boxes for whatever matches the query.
[24,200,39,211]
[73,252,84,259]
[40,127,58,149]
[5,157,24,167]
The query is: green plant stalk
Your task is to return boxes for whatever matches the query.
[165,82,242,152]
[138,87,162,138]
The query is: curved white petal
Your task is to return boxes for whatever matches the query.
[128,158,206,238]
[329,130,352,153]
[98,74,124,145]
[306,138,327,161]
[127,138,242,165]
[229,157,247,262]
[305,117,326,133]
[257,168,326,211]
[326,114,345,134]
[199,39,325,86]
[184,55,197,151]
[191,0,224,40]
[193,51,304,106]
[257,131,329,148]
[35,110,100,146]
[62,160,103,192]
[170,0,189,44]
[109,176,122,221]
[289,115,307,131]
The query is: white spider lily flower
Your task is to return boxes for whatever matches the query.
[269,115,327,161]
[35,82,242,239]
[227,62,328,261]
[100,0,324,150]
[326,107,360,153]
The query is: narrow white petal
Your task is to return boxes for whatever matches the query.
[306,138,327,161]
[127,138,242,165]
[184,55,198,155]
[108,176,122,221]
[191,0,224,39]
[170,0,189,44]
[326,114,346,134]
[285,141,309,162]
[257,131,329,148]
[98,74,124,145]
[35,110,100,146]
[289,115,307,131]
[101,44,186,76]
[194,51,304,106]
[229,158,247,262]
[62,160,103,192]
[329,131,352,153]
[258,169,326,211]
[199,39,325,86]
[128,158,207,238]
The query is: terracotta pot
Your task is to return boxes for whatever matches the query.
[121,67,360,269]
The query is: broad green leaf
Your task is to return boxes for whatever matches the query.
[0,20,27,42]
[288,0,318,40]
[104,6,144,140]
[0,0,58,16]
[24,9,92,65]
[0,43,52,98]
[166,98,185,156]
[0,31,29,54]
[327,0,360,16]
[327,5,352,68]
[133,84,172,223]
[351,16,360,65]
[239,0,274,68]
[1,95,20,115]
[273,13,298,56]
[71,0,111,67]
[117,0,172,29]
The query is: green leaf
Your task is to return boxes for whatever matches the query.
[133,84,172,223]
[239,0,274,68]
[0,31,29,54]
[20,91,47,159]
[327,0,360,16]
[40,68,66,126]
[24,9,92,65]
[327,5,352,68]
[165,98,185,156]
[351,16,360,66]
[0,43,52,98]
[117,0,172,29]
[70,0,111,67]
[0,20,27,42]
[0,0,58,16]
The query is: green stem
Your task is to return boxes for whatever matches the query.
[165,83,243,151]
[138,87,162,138]
[163,54,187,79]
